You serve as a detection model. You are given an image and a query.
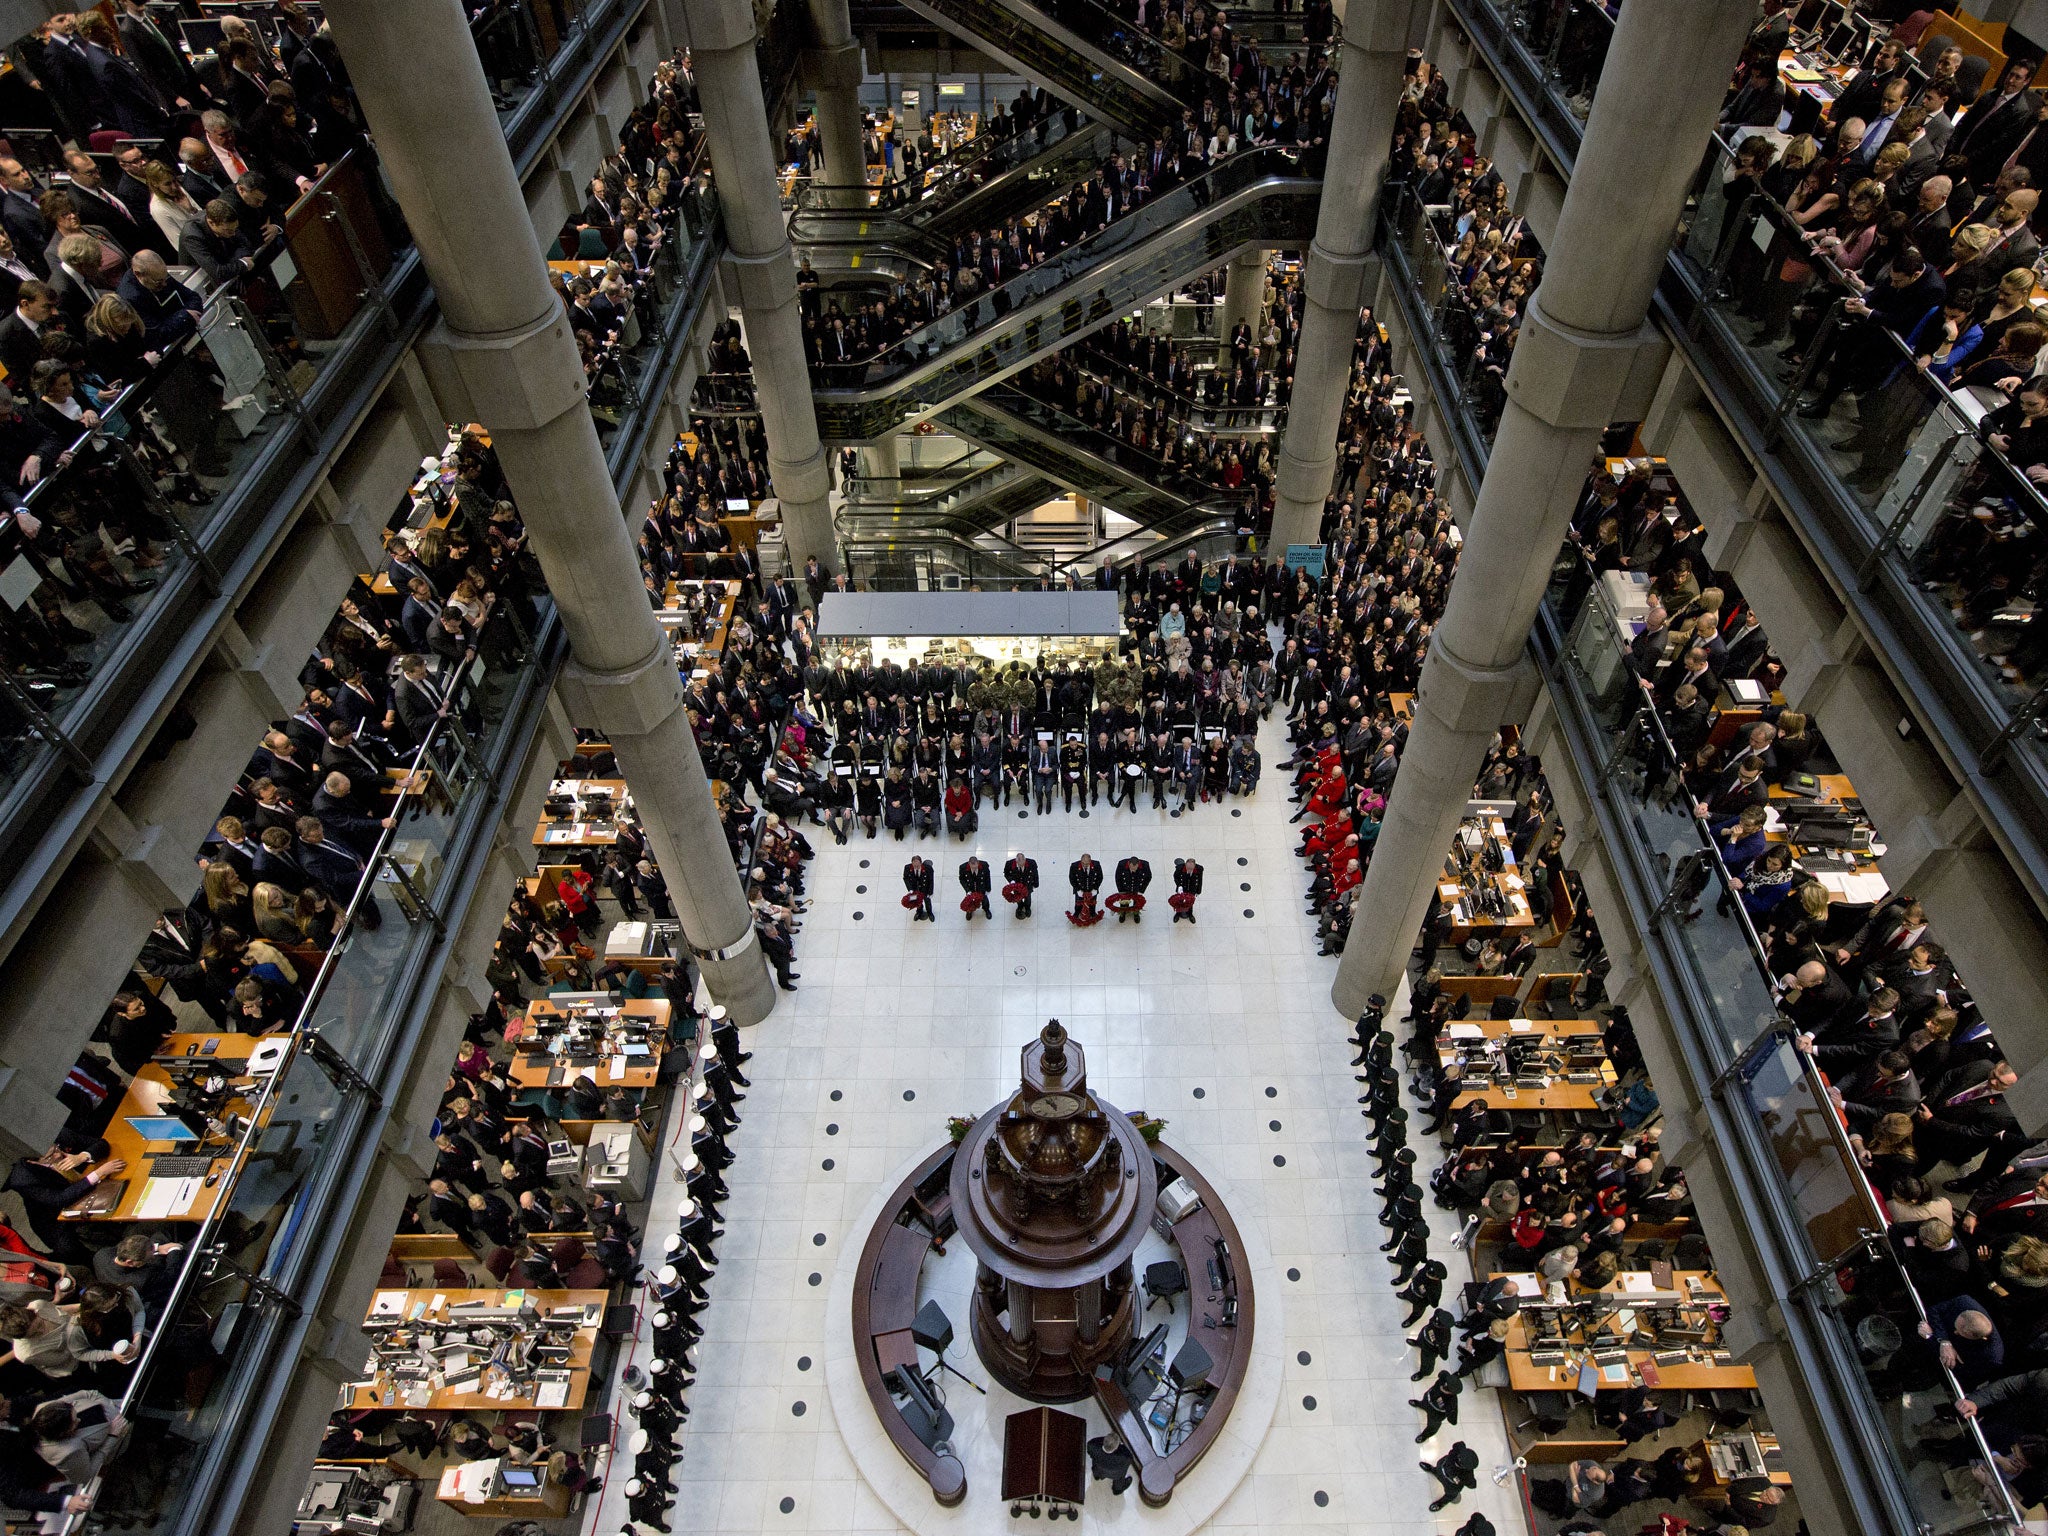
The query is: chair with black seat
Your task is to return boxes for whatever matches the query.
[1518,1392,1574,1436]
[1144,1259,1188,1314]
[433,1257,468,1289]
[1708,1388,1761,1429]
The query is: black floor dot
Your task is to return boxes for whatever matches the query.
[826,1123,839,1135]
[855,884,867,893]
[1019,810,1028,819]
[1170,809,1181,818]
[1302,1395,1317,1411]
[812,1232,826,1246]
[1269,1119,1282,1132]
[780,1497,796,1514]
[1191,1086,1205,1099]
[1313,1490,1329,1508]
[1240,882,1251,891]
[1265,1086,1278,1098]
[1243,908,1254,917]
[1231,808,1242,817]
[1273,1154,1286,1167]
[852,911,864,920]
[903,1089,915,1101]
[1236,856,1247,866]
[1297,1350,1312,1365]
[1287,1267,1301,1281]
[1079,809,1089,818]
[792,1400,807,1416]
[830,1089,843,1102]
[821,1158,834,1170]
[807,1272,821,1286]
[798,1356,812,1371]
[859,860,869,869]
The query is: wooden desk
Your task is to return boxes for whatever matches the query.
[1445,1018,1615,1112]
[64,1032,272,1225]
[1767,774,1856,803]
[531,779,632,849]
[508,997,671,1089]
[1499,1269,1757,1394]
[435,1460,572,1519]
[346,1288,605,1413]
[1439,815,1536,938]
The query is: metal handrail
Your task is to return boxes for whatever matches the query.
[57,701,472,1532]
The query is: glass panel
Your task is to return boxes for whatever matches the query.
[1740,1036,1883,1261]
[1662,862,1785,1057]
[479,0,596,122]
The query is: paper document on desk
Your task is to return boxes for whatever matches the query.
[1448,1023,1485,1039]
[535,1377,570,1409]
[1816,870,1890,903]
[134,1176,200,1220]
[370,1291,408,1318]
[1616,1271,1657,1294]
[608,1056,626,1081]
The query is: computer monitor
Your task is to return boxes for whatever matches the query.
[179,18,228,52]
[126,1114,205,1144]
[498,1466,542,1491]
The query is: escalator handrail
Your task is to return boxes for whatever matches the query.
[979,380,1260,511]
[792,111,1104,220]
[809,145,1319,407]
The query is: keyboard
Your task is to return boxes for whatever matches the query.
[150,1155,215,1178]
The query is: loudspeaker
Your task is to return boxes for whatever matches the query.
[1169,1336,1212,1392]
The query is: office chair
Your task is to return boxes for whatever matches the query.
[432,1258,468,1289]
[1144,1260,1188,1314]
[1517,1392,1574,1436]
[576,226,610,259]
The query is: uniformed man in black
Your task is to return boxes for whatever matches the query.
[1004,851,1038,918]
[1002,733,1029,806]
[1114,854,1152,923]
[1146,731,1173,809]
[959,854,993,920]
[1069,851,1103,919]
[1059,734,1088,811]
[903,854,934,920]
[1114,728,1143,814]
[1173,857,1203,923]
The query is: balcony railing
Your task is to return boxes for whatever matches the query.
[1536,544,2025,1536]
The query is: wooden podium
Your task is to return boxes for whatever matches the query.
[1002,1406,1086,1519]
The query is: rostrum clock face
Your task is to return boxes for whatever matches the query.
[1027,1092,1085,1120]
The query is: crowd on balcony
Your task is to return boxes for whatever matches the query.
[1700,25,2048,690]
[1384,64,1547,434]
[0,7,395,738]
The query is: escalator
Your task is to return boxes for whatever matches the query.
[809,145,1320,442]
[894,0,1226,138]
[790,115,1121,253]
[940,382,1240,535]
[840,459,1061,543]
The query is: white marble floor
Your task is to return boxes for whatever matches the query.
[588,707,1521,1536]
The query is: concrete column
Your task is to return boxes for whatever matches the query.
[1220,249,1266,344]
[805,0,868,208]
[862,433,901,482]
[686,0,838,568]
[322,0,776,1026]
[1268,0,1415,550]
[1329,0,1750,1017]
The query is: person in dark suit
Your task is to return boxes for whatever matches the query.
[1950,59,2043,186]
[958,855,993,920]
[1003,853,1038,918]
[1920,1058,2025,1178]
[0,282,58,383]
[1113,855,1152,923]
[117,0,201,111]
[902,854,934,921]
[72,13,168,139]
[0,161,48,280]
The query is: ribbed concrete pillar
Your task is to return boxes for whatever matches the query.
[805,0,868,208]
[1268,0,1415,550]
[686,0,838,568]
[863,433,901,481]
[1221,248,1267,343]
[1329,0,1751,1018]
[323,0,777,1026]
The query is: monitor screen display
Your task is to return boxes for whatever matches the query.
[499,1466,541,1490]
[126,1115,202,1143]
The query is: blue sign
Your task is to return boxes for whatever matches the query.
[1284,544,1326,577]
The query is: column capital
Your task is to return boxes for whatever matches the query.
[1342,0,1419,57]
[1303,243,1373,312]
[805,39,863,90]
[1411,636,1525,736]
[1504,292,1668,430]
[559,644,686,739]
[721,248,799,311]
[421,309,587,435]
[683,4,756,57]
